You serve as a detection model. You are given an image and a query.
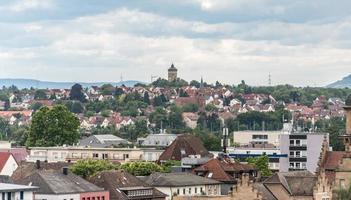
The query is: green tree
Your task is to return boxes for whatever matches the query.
[26,105,80,147]
[143,92,150,105]
[30,102,43,112]
[119,161,164,176]
[337,184,351,200]
[70,159,118,178]
[34,90,47,100]
[0,117,11,140]
[70,84,86,102]
[246,155,272,177]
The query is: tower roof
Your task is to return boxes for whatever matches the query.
[346,94,351,106]
[168,63,177,71]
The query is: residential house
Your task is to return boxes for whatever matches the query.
[158,134,212,163]
[17,168,109,200]
[193,158,257,195]
[0,152,18,176]
[138,133,177,148]
[144,172,222,200]
[0,183,38,200]
[89,170,166,200]
[78,134,128,148]
[182,112,199,129]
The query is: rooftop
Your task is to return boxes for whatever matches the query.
[145,172,220,187]
[0,183,38,192]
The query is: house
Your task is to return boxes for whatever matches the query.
[89,170,166,200]
[182,112,199,129]
[262,171,332,200]
[138,133,177,148]
[193,158,257,195]
[26,146,154,163]
[0,152,18,176]
[0,148,28,163]
[158,134,212,163]
[144,172,222,200]
[0,183,38,200]
[78,134,128,148]
[17,168,109,200]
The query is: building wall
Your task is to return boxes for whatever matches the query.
[80,191,109,200]
[168,71,177,82]
[0,155,18,176]
[279,134,290,172]
[156,184,221,200]
[306,134,327,173]
[1,191,34,200]
[35,193,80,200]
[233,131,281,146]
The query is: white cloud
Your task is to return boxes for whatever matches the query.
[5,0,53,12]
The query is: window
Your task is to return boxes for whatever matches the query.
[290,151,294,156]
[20,191,24,200]
[102,153,108,159]
[83,198,85,200]
[123,154,129,159]
[290,140,294,145]
[177,189,180,194]
[208,172,213,178]
[189,188,191,194]
[195,188,197,194]
[296,162,301,169]
[183,188,186,195]
[290,163,294,168]
[102,197,105,200]
[93,153,99,158]
[252,135,268,140]
[295,151,301,157]
[295,140,300,146]
[7,192,11,200]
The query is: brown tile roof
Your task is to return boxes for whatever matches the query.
[193,158,255,183]
[88,170,166,200]
[158,134,211,162]
[322,151,345,170]
[174,97,198,107]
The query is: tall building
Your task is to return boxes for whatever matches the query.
[168,63,178,82]
[197,77,206,112]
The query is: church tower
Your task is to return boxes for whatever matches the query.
[168,63,178,82]
[197,77,206,112]
[341,94,351,151]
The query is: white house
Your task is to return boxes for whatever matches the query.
[0,152,18,176]
[145,172,221,200]
[0,183,38,200]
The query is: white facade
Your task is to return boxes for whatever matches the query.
[0,183,37,200]
[35,193,80,200]
[0,154,18,176]
[155,184,221,200]
[233,130,282,146]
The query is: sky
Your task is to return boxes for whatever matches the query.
[0,0,351,86]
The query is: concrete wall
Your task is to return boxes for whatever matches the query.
[155,184,221,200]
[233,131,281,146]
[279,134,290,172]
[307,134,326,173]
[35,193,80,200]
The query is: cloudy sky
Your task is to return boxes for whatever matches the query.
[0,0,350,86]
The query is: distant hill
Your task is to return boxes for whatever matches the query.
[0,79,143,89]
[327,74,351,88]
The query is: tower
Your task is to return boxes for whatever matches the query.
[168,63,178,82]
[340,94,351,151]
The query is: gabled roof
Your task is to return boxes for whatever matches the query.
[193,158,255,183]
[78,134,128,147]
[158,134,211,162]
[18,170,104,195]
[145,172,220,187]
[89,170,166,200]
[263,171,317,197]
[0,152,14,172]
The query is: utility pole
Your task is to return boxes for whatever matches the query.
[268,73,272,86]
[222,127,229,153]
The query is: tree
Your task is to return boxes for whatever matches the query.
[101,84,115,95]
[0,117,11,140]
[34,90,47,100]
[246,155,272,177]
[190,80,201,88]
[26,105,80,147]
[70,159,118,178]
[143,92,150,105]
[337,184,351,200]
[66,101,85,114]
[30,102,43,112]
[70,84,86,102]
[119,161,164,176]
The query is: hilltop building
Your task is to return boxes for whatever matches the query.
[168,64,178,82]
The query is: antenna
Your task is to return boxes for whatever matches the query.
[120,74,123,83]
[268,73,272,86]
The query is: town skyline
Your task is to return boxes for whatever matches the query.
[1,0,351,86]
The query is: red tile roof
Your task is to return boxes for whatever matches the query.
[158,134,210,162]
[0,152,11,171]
[193,158,255,183]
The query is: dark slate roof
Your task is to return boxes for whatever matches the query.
[144,172,220,187]
[0,175,13,183]
[263,171,317,197]
[78,134,128,148]
[12,161,72,182]
[193,158,256,183]
[168,64,177,71]
[346,94,351,106]
[253,183,277,200]
[158,134,211,162]
[17,170,105,195]
[88,170,166,200]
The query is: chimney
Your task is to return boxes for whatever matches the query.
[62,167,69,175]
[36,160,40,169]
